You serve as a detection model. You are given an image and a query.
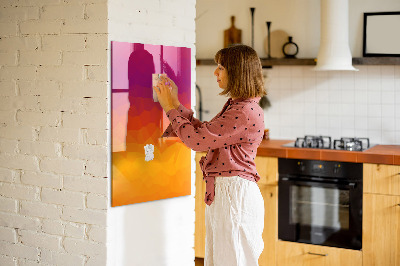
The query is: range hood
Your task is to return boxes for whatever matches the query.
[314,0,358,71]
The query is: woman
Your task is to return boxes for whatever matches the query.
[153,44,267,266]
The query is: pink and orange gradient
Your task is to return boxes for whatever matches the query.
[111,41,191,207]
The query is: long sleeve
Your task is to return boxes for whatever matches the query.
[161,103,203,137]
[165,105,249,152]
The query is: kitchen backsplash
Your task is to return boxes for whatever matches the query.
[196,65,400,145]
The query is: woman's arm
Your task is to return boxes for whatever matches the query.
[164,106,249,152]
[161,102,203,137]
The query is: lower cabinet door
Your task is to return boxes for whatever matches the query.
[277,241,362,266]
[195,152,207,258]
[363,193,400,266]
[259,185,278,266]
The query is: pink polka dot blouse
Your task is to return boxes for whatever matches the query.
[162,97,265,206]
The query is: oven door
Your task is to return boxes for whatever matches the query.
[278,176,362,250]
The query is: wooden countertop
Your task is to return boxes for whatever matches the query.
[256,139,400,165]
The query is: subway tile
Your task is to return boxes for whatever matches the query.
[368,117,382,131]
[198,63,400,145]
[355,104,368,116]
[341,128,355,137]
[328,88,341,103]
[292,102,305,113]
[279,114,292,127]
[316,89,329,103]
[328,71,341,80]
[279,126,294,138]
[316,115,330,128]
[381,65,395,77]
[341,104,355,116]
[368,129,382,143]
[291,67,303,78]
[396,130,400,144]
[291,114,305,127]
[394,66,400,78]
[395,119,400,131]
[304,127,317,136]
[367,65,381,76]
[341,89,354,103]
[367,77,381,91]
[355,128,368,138]
[381,131,396,144]
[396,106,400,117]
[279,78,291,89]
[315,77,329,90]
[367,91,381,104]
[303,88,316,103]
[304,77,316,90]
[303,67,316,78]
[340,70,355,80]
[367,104,381,117]
[316,103,329,115]
[382,78,395,91]
[329,103,341,116]
[382,90,395,104]
[355,116,368,130]
[304,102,316,115]
[279,67,291,78]
[328,75,341,90]
[341,117,355,129]
[315,70,328,79]
[354,90,368,104]
[382,117,396,131]
[291,77,304,90]
[382,104,395,118]
[329,116,342,129]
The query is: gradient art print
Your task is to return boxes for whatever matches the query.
[111,41,191,207]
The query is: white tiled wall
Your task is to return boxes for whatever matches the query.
[196,65,400,145]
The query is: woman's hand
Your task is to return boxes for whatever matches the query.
[153,76,175,113]
[164,76,180,108]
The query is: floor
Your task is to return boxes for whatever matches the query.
[195,257,204,266]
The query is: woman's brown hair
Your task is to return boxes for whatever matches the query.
[214,44,267,99]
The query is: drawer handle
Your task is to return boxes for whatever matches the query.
[307,252,328,256]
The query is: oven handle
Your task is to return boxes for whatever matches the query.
[280,177,357,189]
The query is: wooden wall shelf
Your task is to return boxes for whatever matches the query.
[196,57,400,67]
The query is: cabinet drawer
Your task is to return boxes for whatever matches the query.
[364,164,400,196]
[277,241,362,266]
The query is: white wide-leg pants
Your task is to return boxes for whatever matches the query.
[205,176,265,266]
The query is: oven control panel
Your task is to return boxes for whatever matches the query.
[280,158,362,180]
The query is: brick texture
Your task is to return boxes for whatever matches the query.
[0,1,108,264]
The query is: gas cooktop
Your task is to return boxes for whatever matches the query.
[282,135,376,151]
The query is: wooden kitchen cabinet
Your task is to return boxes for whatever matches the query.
[363,168,400,266]
[255,156,278,186]
[364,163,400,196]
[195,152,207,258]
[276,240,362,266]
[258,184,278,266]
[363,193,400,266]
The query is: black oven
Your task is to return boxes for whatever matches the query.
[278,158,363,250]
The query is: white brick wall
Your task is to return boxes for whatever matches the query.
[0,0,108,265]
